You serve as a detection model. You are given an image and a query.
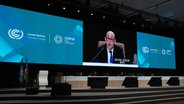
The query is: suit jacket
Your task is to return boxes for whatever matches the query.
[94,44,124,63]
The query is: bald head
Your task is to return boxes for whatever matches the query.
[105,31,116,50]
[106,31,115,39]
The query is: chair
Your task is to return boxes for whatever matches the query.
[98,41,126,59]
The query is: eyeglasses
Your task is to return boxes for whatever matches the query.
[106,37,115,42]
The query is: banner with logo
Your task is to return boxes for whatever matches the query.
[0,4,83,65]
[137,32,176,69]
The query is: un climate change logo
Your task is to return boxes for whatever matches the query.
[8,29,24,40]
[142,46,149,54]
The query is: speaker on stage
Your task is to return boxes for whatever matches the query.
[122,77,138,87]
[51,83,71,96]
[167,77,180,86]
[148,77,162,86]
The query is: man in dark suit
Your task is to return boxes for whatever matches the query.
[94,31,124,64]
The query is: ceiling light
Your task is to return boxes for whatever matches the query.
[47,3,51,7]
[62,7,66,10]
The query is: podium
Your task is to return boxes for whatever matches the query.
[88,77,108,88]
[51,83,71,96]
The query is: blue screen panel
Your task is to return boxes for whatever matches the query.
[137,32,176,69]
[0,5,83,65]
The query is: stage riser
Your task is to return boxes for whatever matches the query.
[1,87,184,103]
[56,76,184,89]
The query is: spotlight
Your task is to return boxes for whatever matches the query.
[47,2,52,7]
[47,3,51,7]
[62,7,66,10]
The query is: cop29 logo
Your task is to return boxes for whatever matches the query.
[54,35,62,44]
[8,28,24,39]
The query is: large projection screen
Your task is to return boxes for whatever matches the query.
[0,4,83,65]
[137,32,176,69]
[0,4,176,70]
[83,22,138,68]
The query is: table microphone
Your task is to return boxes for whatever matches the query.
[91,46,104,62]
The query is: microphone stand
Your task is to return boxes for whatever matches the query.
[91,47,104,62]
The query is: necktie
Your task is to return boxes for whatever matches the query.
[109,51,113,63]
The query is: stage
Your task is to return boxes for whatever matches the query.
[0,86,184,104]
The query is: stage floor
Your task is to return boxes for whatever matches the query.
[0,86,184,104]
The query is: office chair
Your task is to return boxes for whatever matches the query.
[98,41,126,59]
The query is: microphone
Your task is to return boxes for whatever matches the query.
[91,46,105,62]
